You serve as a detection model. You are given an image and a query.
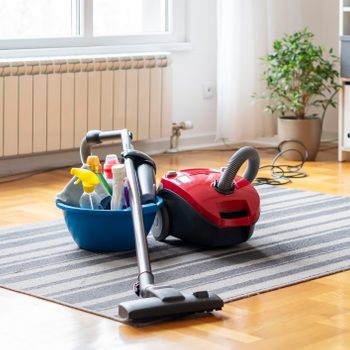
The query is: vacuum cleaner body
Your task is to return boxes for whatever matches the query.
[159,168,260,247]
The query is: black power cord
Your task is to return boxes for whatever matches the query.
[253,140,308,186]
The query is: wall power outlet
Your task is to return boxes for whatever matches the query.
[202,81,214,99]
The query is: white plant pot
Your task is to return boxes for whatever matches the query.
[277,117,322,161]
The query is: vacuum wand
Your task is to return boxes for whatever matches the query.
[117,129,224,323]
[124,156,154,288]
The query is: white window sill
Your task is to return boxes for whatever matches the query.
[0,42,192,59]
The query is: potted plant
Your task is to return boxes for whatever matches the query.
[257,28,340,160]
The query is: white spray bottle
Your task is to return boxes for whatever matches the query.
[71,168,102,210]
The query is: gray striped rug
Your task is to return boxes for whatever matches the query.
[1,186,350,319]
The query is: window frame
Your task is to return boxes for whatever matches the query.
[0,0,189,58]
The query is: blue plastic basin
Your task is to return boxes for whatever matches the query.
[56,196,163,252]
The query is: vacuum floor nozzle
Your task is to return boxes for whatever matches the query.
[116,291,223,323]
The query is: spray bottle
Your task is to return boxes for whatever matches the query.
[71,168,102,210]
[86,155,112,196]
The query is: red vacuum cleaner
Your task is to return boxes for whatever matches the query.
[151,147,261,247]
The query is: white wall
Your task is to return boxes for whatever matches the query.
[267,0,340,134]
[171,0,217,140]
[301,0,340,133]
[172,0,340,143]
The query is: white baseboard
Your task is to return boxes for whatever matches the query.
[0,132,223,177]
[0,131,337,177]
[170,132,224,152]
[245,131,338,148]
[320,131,337,143]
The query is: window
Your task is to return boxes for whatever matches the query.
[93,0,169,36]
[0,0,186,55]
[0,0,74,39]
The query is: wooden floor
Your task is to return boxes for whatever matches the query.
[1,145,350,349]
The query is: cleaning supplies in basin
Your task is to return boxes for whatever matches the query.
[71,168,103,210]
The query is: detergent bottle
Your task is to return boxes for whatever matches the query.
[86,155,112,196]
[71,168,102,210]
[111,164,126,210]
[104,154,130,208]
[103,154,119,187]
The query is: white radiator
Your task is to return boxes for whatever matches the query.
[0,53,172,158]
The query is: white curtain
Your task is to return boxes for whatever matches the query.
[216,0,303,142]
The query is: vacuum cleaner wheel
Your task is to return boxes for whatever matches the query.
[150,205,170,242]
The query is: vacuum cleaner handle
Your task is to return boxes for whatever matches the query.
[215,146,260,194]
[80,128,157,204]
[80,129,133,163]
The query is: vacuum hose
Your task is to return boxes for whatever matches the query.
[215,146,260,194]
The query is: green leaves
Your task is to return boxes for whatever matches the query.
[257,28,340,120]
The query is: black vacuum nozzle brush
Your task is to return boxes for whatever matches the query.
[116,290,223,323]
